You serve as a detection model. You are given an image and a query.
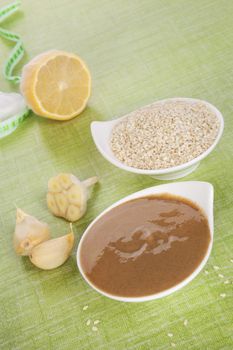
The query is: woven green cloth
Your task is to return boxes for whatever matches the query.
[0,0,232,349]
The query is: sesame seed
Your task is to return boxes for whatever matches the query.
[218,274,224,278]
[86,320,91,326]
[220,293,226,298]
[167,333,173,338]
[111,100,220,170]
[171,343,176,347]
[94,320,100,325]
[213,266,220,270]
[92,326,98,332]
[224,280,230,284]
[204,270,209,275]
[230,259,233,263]
[83,305,88,311]
[184,319,188,327]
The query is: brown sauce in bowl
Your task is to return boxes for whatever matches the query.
[79,195,211,298]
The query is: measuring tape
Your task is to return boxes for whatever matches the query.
[0,1,29,138]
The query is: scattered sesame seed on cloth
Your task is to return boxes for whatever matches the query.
[110,100,220,170]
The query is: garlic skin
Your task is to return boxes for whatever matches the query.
[29,228,74,270]
[14,209,50,256]
[47,174,98,222]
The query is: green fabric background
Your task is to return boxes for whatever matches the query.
[0,0,232,349]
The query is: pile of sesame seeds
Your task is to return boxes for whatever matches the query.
[110,100,220,170]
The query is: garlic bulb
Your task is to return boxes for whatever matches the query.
[47,173,98,222]
[13,208,50,256]
[29,226,74,270]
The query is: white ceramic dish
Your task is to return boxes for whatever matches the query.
[77,181,214,302]
[91,98,224,180]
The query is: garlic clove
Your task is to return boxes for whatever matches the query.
[47,193,60,216]
[14,209,50,256]
[54,193,69,216]
[67,184,82,205]
[48,177,62,193]
[58,173,73,189]
[66,204,82,222]
[29,228,74,270]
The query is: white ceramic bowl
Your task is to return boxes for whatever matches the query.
[91,98,224,180]
[77,181,214,302]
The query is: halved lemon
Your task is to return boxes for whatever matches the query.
[20,50,91,121]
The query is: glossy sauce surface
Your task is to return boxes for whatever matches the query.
[80,195,211,297]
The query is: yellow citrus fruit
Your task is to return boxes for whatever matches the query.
[20,50,91,121]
